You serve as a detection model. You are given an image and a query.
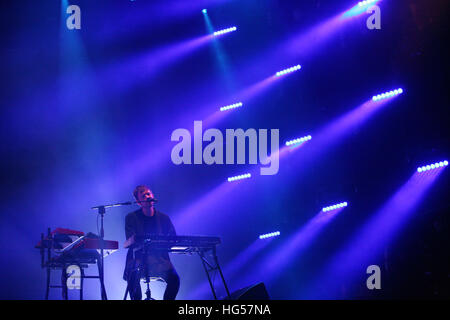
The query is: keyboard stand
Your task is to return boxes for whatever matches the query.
[40,228,107,300]
[198,246,231,299]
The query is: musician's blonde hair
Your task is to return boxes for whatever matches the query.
[133,185,150,201]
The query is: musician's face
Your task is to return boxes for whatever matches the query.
[137,187,154,208]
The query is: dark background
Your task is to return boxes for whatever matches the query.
[0,0,448,299]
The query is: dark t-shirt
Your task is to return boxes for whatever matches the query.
[123,208,176,280]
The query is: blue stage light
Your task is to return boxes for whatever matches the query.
[227,173,251,182]
[220,102,243,112]
[202,9,207,14]
[358,0,378,6]
[322,202,348,212]
[285,135,312,146]
[275,64,301,77]
[259,231,281,239]
[372,88,404,101]
[417,161,448,173]
[213,26,237,36]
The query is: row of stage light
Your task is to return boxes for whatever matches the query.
[219,87,404,114]
[217,65,304,113]
[228,160,448,183]
[258,200,350,240]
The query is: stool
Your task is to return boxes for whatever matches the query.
[142,276,166,300]
[123,274,167,300]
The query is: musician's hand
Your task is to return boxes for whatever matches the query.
[124,235,135,248]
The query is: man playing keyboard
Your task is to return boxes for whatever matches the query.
[123,185,180,300]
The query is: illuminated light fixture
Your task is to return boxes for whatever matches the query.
[275,64,301,77]
[171,246,189,251]
[322,202,348,212]
[259,231,281,239]
[227,173,251,182]
[202,9,207,14]
[213,26,237,36]
[417,161,448,173]
[220,102,243,112]
[358,0,378,6]
[372,88,403,101]
[285,135,312,146]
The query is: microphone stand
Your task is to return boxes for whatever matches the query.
[91,201,134,300]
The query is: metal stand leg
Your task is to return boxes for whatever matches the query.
[123,281,130,300]
[79,265,84,300]
[213,250,231,299]
[61,265,68,300]
[137,246,154,301]
[199,252,217,300]
[97,258,107,300]
[45,267,51,300]
[43,228,52,300]
[144,279,152,300]
[143,249,152,300]
[198,248,231,300]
